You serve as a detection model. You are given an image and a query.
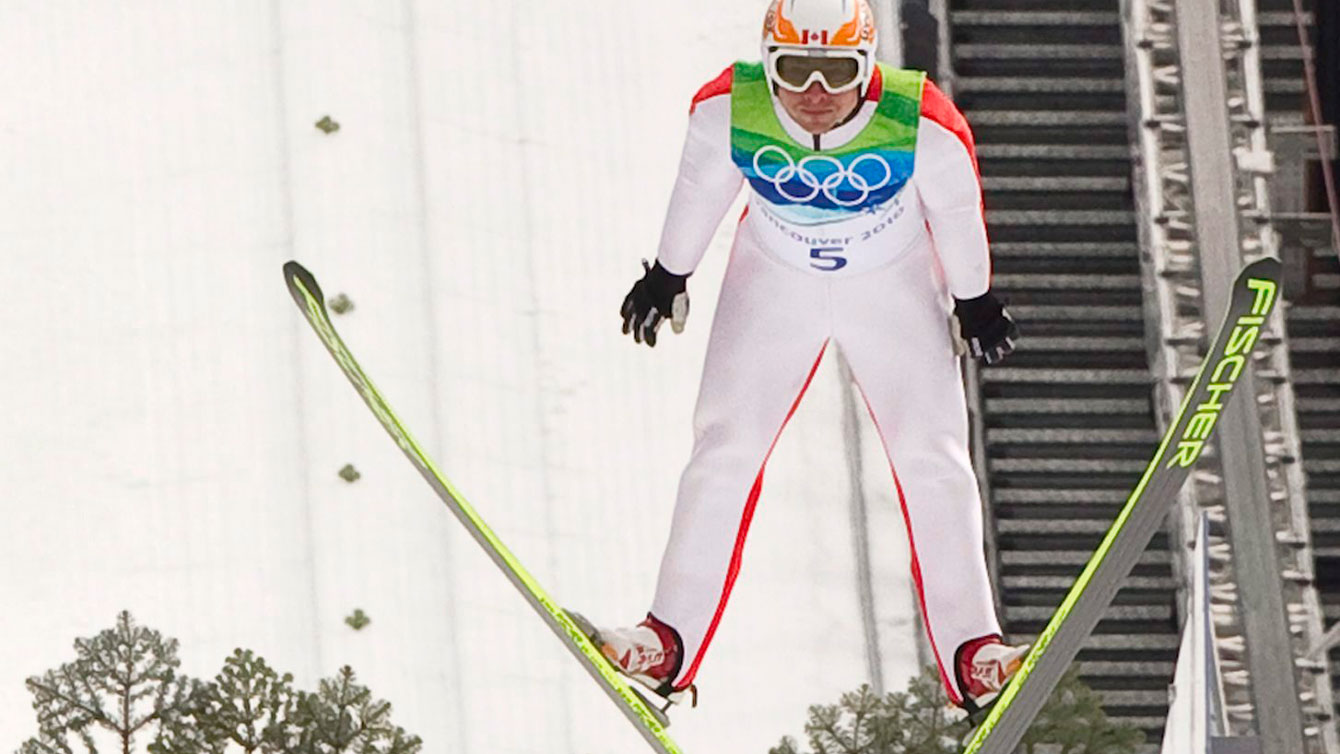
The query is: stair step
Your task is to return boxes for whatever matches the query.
[951,8,1309,26]
[1007,308,1147,332]
[993,273,1140,289]
[1094,689,1175,706]
[1009,305,1144,322]
[961,44,1307,64]
[1264,79,1309,94]
[988,428,1160,444]
[951,10,1118,25]
[1291,338,1340,353]
[1298,398,1340,413]
[991,457,1150,473]
[958,78,1126,94]
[995,488,1133,504]
[1260,46,1312,62]
[1074,660,1177,676]
[1306,245,1340,263]
[1308,490,1340,504]
[955,43,1123,60]
[1004,575,1174,590]
[1306,459,1340,474]
[982,176,1129,192]
[987,211,1135,230]
[1013,337,1146,353]
[964,42,1307,62]
[996,504,1129,520]
[1120,722,1174,741]
[978,144,1130,159]
[1258,10,1314,27]
[990,242,1137,257]
[1012,632,1181,651]
[969,111,1128,127]
[955,0,1137,9]
[1002,550,1171,567]
[954,0,1139,9]
[998,519,1124,535]
[987,398,1149,414]
[1287,307,1340,322]
[1295,369,1340,385]
[983,368,1152,385]
[1006,604,1172,621]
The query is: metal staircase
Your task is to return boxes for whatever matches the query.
[1294,290,1340,720]
[944,2,1177,745]
[940,0,1339,746]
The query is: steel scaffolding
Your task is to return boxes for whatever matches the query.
[1121,0,1338,749]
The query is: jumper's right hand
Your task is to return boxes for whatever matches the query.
[620,259,690,348]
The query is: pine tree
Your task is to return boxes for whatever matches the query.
[18,614,423,754]
[283,667,421,754]
[18,611,202,754]
[149,649,297,754]
[770,669,968,754]
[772,666,1145,754]
[1018,669,1144,754]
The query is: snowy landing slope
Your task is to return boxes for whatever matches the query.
[0,3,922,752]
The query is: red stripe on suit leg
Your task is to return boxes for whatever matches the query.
[675,340,830,689]
[849,379,963,705]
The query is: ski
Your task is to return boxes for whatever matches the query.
[282,261,685,754]
[963,256,1282,754]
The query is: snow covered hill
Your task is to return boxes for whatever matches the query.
[0,3,922,752]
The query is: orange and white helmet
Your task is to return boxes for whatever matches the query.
[761,0,878,94]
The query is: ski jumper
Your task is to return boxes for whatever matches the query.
[647,62,1001,705]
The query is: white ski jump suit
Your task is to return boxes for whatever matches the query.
[647,64,1002,704]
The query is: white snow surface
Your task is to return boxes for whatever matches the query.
[0,3,924,752]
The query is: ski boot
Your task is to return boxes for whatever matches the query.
[567,611,696,726]
[956,635,1030,725]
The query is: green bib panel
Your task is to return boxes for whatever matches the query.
[730,61,924,224]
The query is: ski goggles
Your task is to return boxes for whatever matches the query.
[765,49,869,94]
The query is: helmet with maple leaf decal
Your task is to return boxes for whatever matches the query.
[761,0,879,94]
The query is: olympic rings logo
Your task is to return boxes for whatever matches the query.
[751,145,894,207]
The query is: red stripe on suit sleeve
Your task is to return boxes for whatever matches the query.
[919,77,980,174]
[690,66,735,114]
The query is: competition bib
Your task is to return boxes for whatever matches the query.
[730,61,929,275]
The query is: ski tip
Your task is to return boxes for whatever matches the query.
[283,260,325,308]
[1241,255,1282,281]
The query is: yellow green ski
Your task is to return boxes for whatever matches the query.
[283,261,684,754]
[964,257,1282,753]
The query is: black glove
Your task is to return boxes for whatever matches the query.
[953,290,1019,365]
[621,260,690,347]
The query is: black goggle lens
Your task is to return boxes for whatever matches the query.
[774,55,861,89]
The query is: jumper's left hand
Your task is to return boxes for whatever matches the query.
[953,290,1019,365]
